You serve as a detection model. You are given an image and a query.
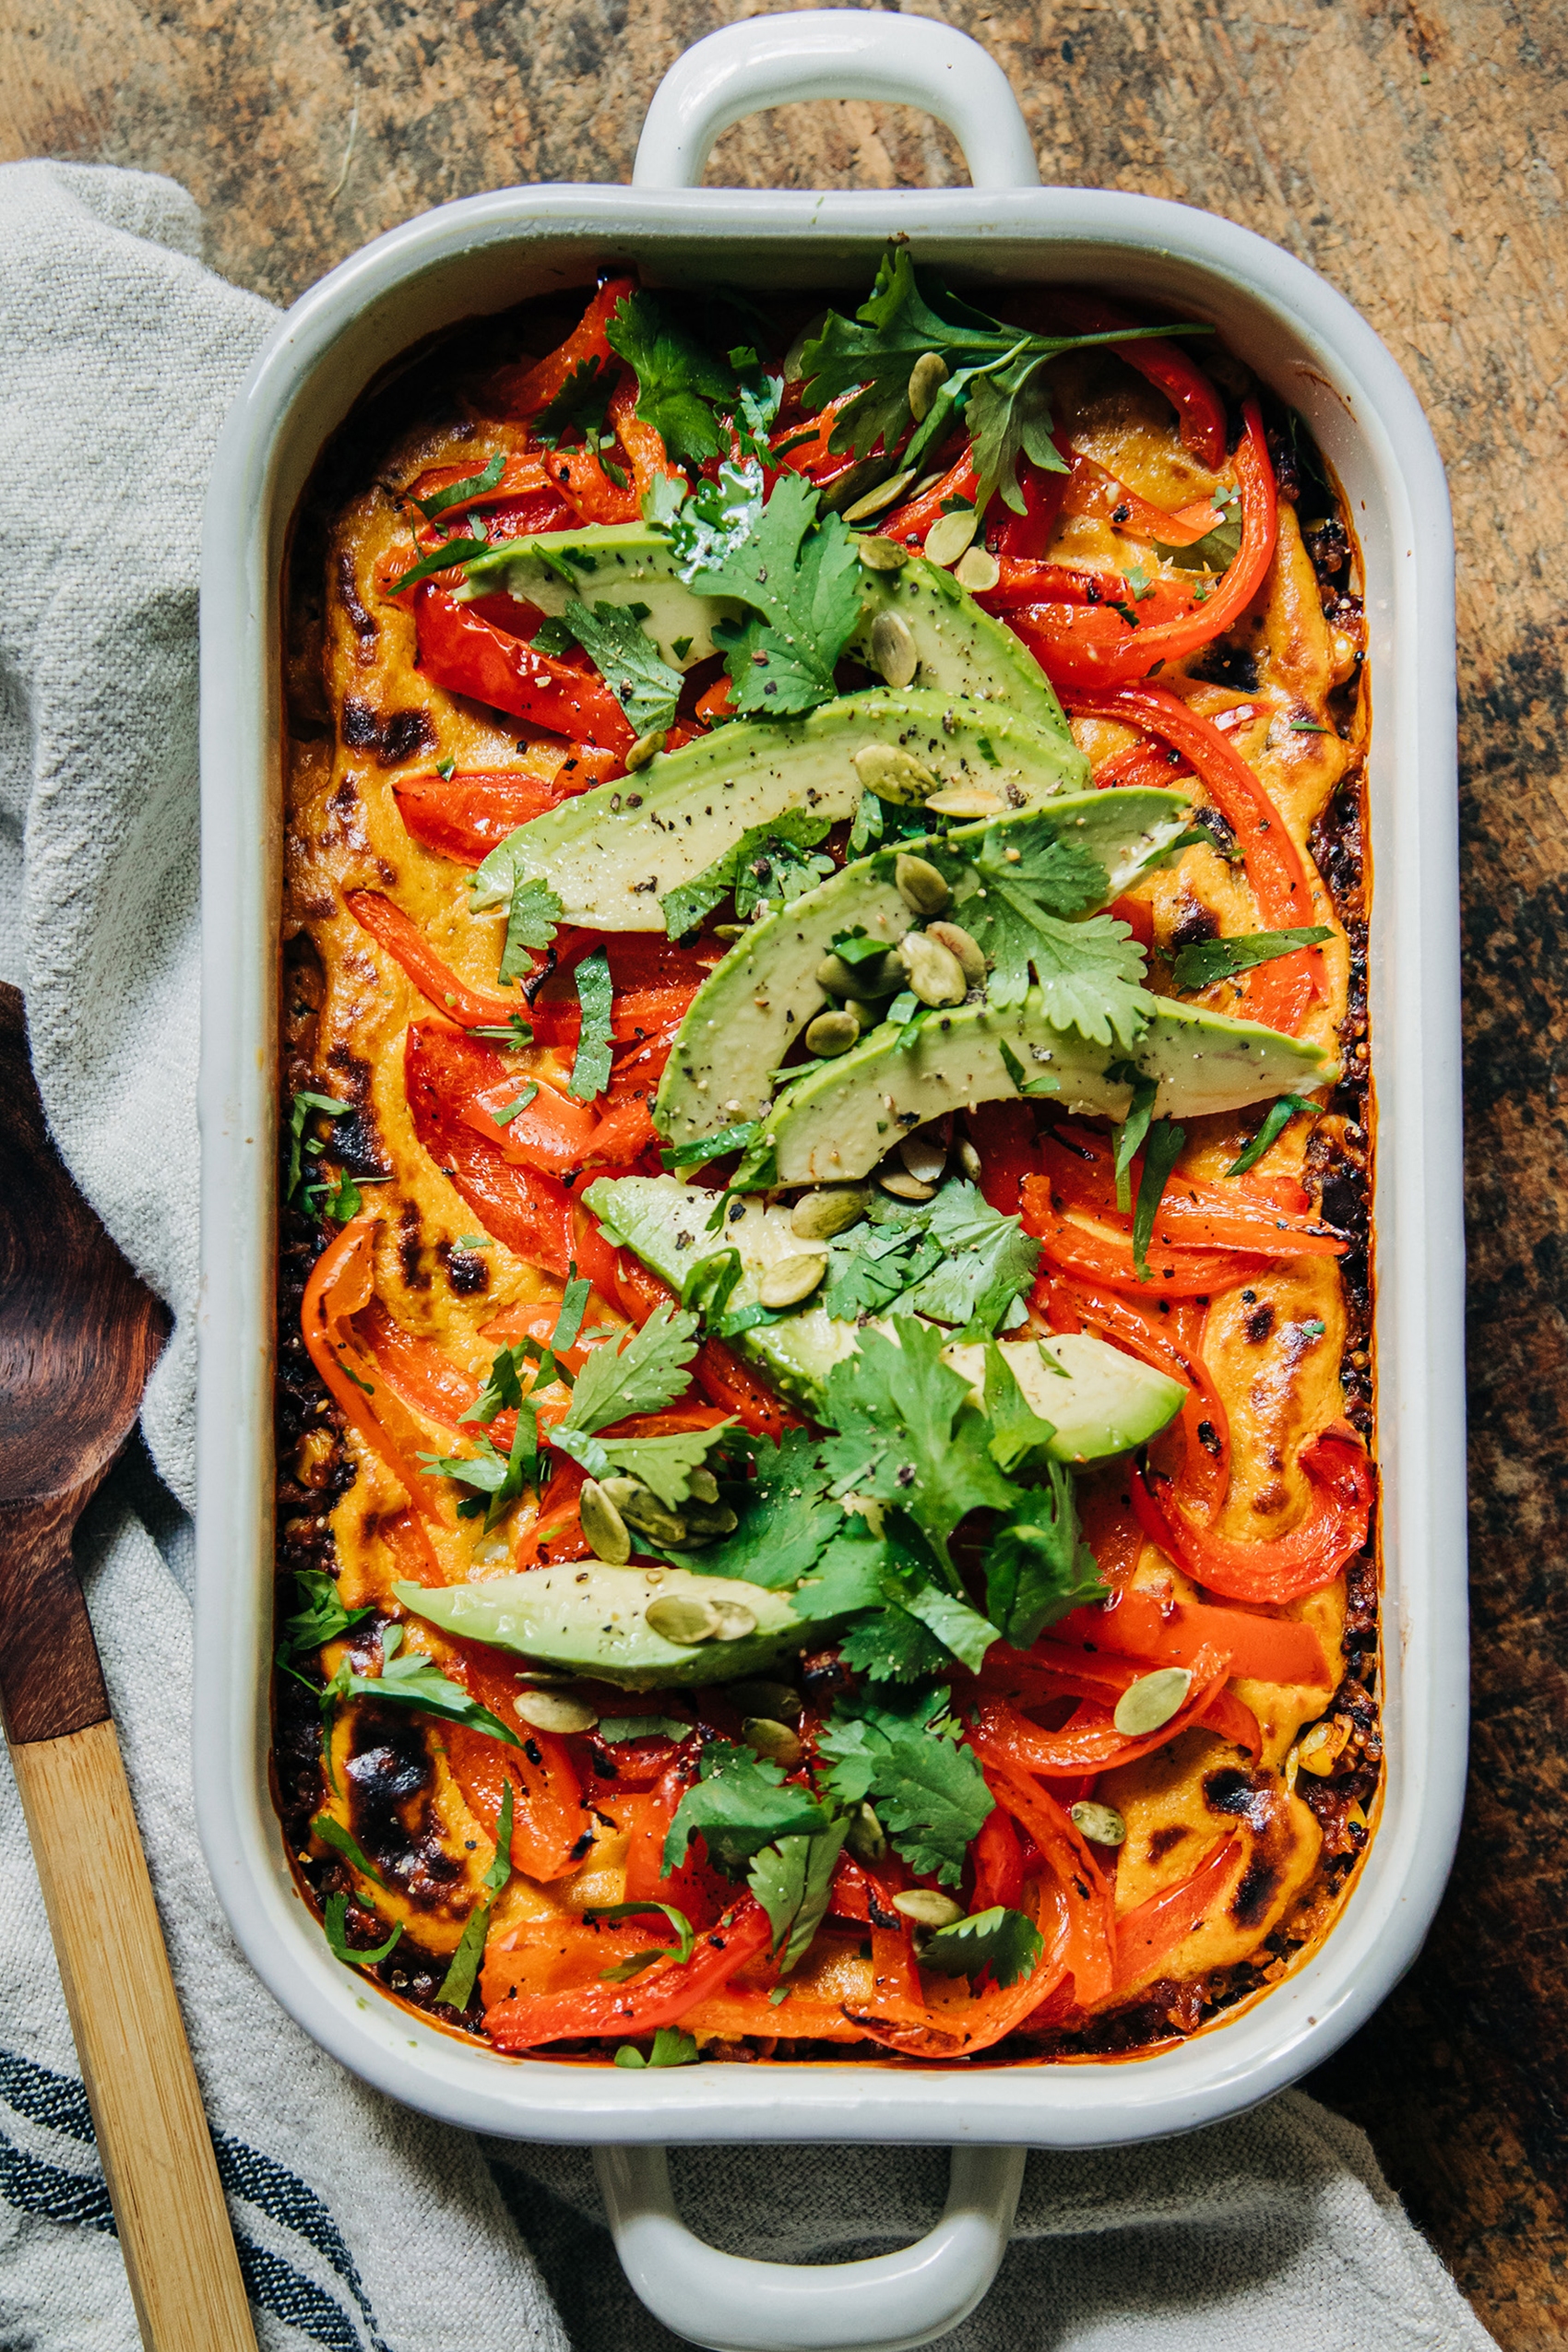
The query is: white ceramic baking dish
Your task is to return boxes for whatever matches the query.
[194,16,1467,2346]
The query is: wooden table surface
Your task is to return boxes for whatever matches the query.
[3,0,1564,2339]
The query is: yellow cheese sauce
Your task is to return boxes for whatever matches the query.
[274,279,1378,2061]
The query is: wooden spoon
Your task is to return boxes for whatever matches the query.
[0,982,255,2352]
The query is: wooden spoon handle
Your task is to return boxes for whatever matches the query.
[9,1717,257,2352]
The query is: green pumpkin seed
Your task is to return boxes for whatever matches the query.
[869,610,919,690]
[924,782,1005,817]
[897,1130,947,1185]
[805,1008,862,1058]
[757,1252,828,1309]
[1070,1800,1128,1847]
[878,1168,937,1202]
[816,948,903,1000]
[842,469,916,525]
[898,930,968,1007]
[907,350,950,424]
[924,920,988,987]
[891,1888,965,1930]
[602,1477,688,1547]
[743,1716,805,1767]
[515,1691,600,1735]
[645,1595,719,1645]
[894,853,952,915]
[790,1185,873,1241]
[844,1801,887,1863]
[710,1600,759,1641]
[954,546,1001,593]
[924,508,980,569]
[578,1479,631,1565]
[624,729,668,772]
[855,535,910,571]
[725,1679,803,1724]
[1112,1666,1193,1736]
[852,741,937,802]
[687,1467,720,1505]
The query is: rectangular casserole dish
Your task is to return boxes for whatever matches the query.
[196,14,1465,2345]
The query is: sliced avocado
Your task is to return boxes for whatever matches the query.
[760,997,1337,1185]
[393,1564,832,1689]
[944,1333,1186,1465]
[470,689,1087,932]
[655,788,1194,1146]
[458,525,1068,736]
[583,1176,859,1412]
[586,1174,1193,1460]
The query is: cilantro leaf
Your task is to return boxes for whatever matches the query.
[748,1822,849,1974]
[614,2026,699,2068]
[608,291,739,466]
[1133,1117,1187,1281]
[661,1121,761,1171]
[467,863,564,987]
[980,1343,1061,1476]
[531,356,613,449]
[659,455,766,577]
[663,1740,830,1877]
[1170,925,1333,990]
[313,1811,386,1887]
[344,1636,523,1746]
[666,1428,840,1588]
[553,1302,700,1439]
[685,473,863,719]
[956,831,1150,1043]
[324,1894,402,1968]
[422,1377,540,1527]
[918,1905,1043,1989]
[414,450,505,520]
[556,1419,736,1509]
[437,1780,515,2010]
[963,348,1071,516]
[569,944,614,1101]
[555,598,683,738]
[660,807,835,940]
[822,1215,942,1322]
[1110,1066,1158,1212]
[279,1570,373,1658]
[384,533,490,599]
[904,1181,1040,1337]
[816,1687,994,1886]
[837,1603,951,1684]
[984,1457,1107,1645]
[818,1319,1017,1573]
[1226,1093,1322,1178]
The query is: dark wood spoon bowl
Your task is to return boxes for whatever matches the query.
[0,982,255,2352]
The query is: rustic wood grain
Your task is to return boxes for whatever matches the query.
[2,1,1564,2339]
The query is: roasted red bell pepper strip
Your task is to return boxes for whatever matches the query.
[407,451,554,515]
[969,1799,1027,1913]
[608,373,683,506]
[1053,1585,1330,1688]
[991,456,1069,560]
[1007,291,1228,470]
[1133,1425,1374,1604]
[1063,681,1324,1031]
[1039,1270,1228,1516]
[1112,1834,1241,1993]
[976,1763,1114,2007]
[1005,402,1276,689]
[394,753,616,863]
[971,1657,1238,1779]
[405,1023,575,1279]
[300,1216,445,1518]
[441,1714,590,1883]
[465,1073,601,1176]
[1021,1175,1274,1299]
[489,277,636,420]
[845,1870,1071,2057]
[415,585,635,752]
[1091,735,1193,794]
[484,1899,773,2049]
[344,888,539,1030]
[1060,447,1224,546]
[963,1099,1038,1216]
[1036,1132,1345,1257]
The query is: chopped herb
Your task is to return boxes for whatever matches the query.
[551,1269,592,1352]
[996,1038,1059,1099]
[1289,719,1331,734]
[955,826,1149,1044]
[748,1822,850,1974]
[1226,1093,1322,1177]
[1170,926,1332,990]
[608,291,742,466]
[613,2026,699,2068]
[660,808,835,940]
[552,598,683,737]
[436,758,457,781]
[414,450,505,520]
[312,1811,386,1887]
[586,1898,696,1981]
[438,1781,516,2010]
[560,1418,737,1510]
[531,355,614,448]
[687,472,864,719]
[661,1119,761,1171]
[816,1686,993,1887]
[664,1740,831,1878]
[984,1455,1106,1645]
[1110,1066,1158,1213]
[1132,1118,1186,1282]
[287,1090,352,1198]
[278,1570,374,1658]
[918,1904,1043,1988]
[1156,489,1241,573]
[492,1084,540,1125]
[468,1013,534,1049]
[552,1302,701,1447]
[323,1895,402,1969]
[384,533,489,599]
[569,944,614,1101]
[597,1716,694,1745]
[454,1233,492,1249]
[499,876,564,988]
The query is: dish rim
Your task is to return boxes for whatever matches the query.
[195,178,1466,2146]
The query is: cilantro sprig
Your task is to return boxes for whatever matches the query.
[660,809,836,941]
[918,1904,1043,1988]
[816,1686,994,1887]
[437,1780,515,2011]
[1170,925,1333,990]
[671,471,863,719]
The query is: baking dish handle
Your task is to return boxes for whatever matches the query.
[596,2142,1025,2351]
[632,9,1040,193]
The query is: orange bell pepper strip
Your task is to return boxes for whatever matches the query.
[415,585,635,753]
[1004,402,1277,690]
[484,1898,774,2049]
[974,1764,1114,2007]
[844,1867,1073,2057]
[344,889,538,1030]
[538,438,641,528]
[1053,1585,1331,1689]
[442,1719,591,1883]
[405,1024,575,1279]
[1021,1176,1274,1300]
[394,752,617,864]
[1133,1426,1373,1606]
[300,1216,445,1520]
[1034,1136,1346,1258]
[489,276,636,420]
[1112,1833,1243,1993]
[970,1658,1242,1780]
[1060,446,1225,546]
[355,1297,483,1429]
[465,1073,601,1177]
[406,450,555,513]
[1040,1270,1228,1517]
[1063,680,1324,1032]
[970,1800,1027,1913]
[607,373,683,506]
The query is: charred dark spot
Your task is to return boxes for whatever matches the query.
[328,776,360,816]
[438,1241,490,1295]
[1243,1301,1275,1343]
[1302,516,1350,583]
[866,1890,901,1930]
[1146,1825,1191,1862]
[1230,1854,1282,1929]
[523,1738,544,1767]
[799,1646,853,1704]
[337,550,378,640]
[343,1702,463,1910]
[379,707,438,768]
[1205,1767,1274,1829]
[589,1751,618,1779]
[1189,644,1260,693]
[1187,803,1239,862]
[340,696,380,750]
[330,1109,390,1180]
[398,1200,428,1290]
[324,1044,372,1104]
[1169,903,1219,950]
[569,1829,595,1859]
